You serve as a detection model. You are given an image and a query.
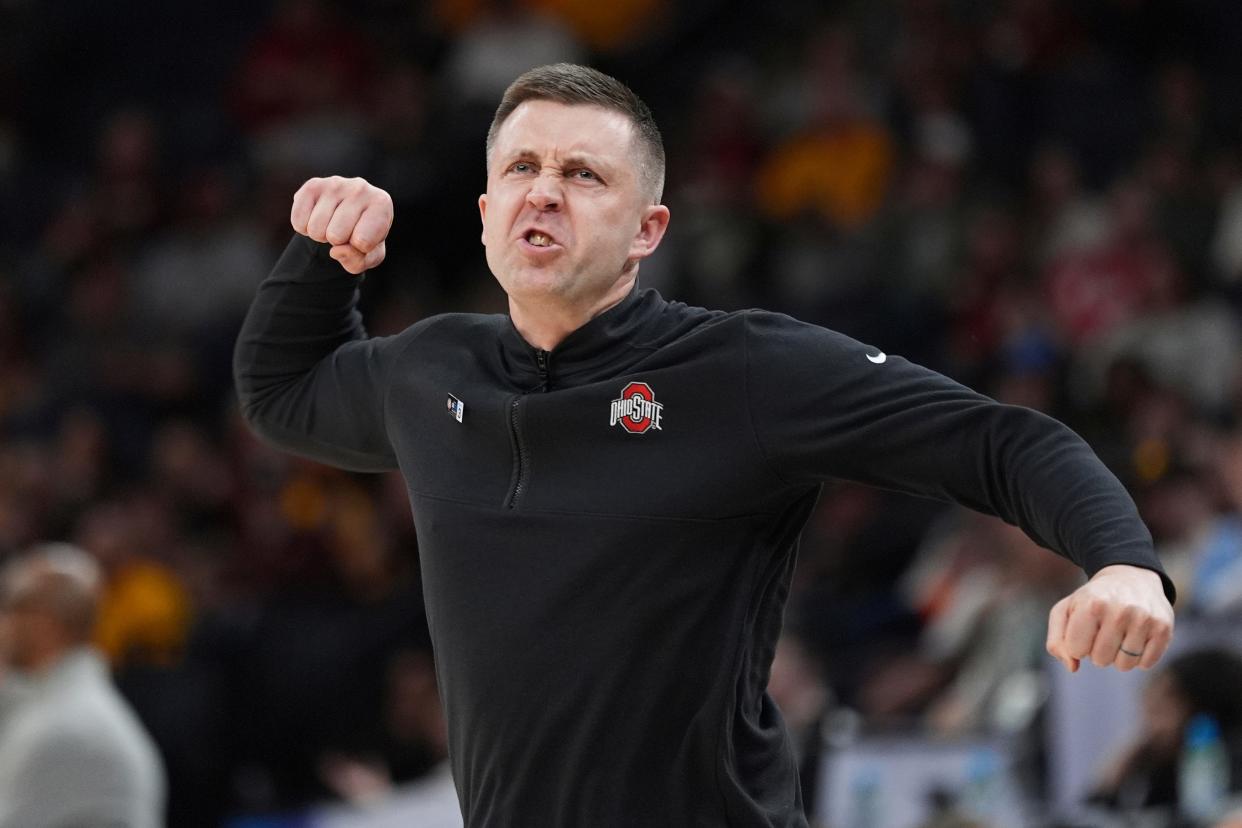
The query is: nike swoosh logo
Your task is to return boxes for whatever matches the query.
[866,351,887,364]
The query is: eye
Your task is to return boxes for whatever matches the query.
[508,161,535,174]
[570,168,599,182]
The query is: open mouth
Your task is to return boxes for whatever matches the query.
[523,229,557,248]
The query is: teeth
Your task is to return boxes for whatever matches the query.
[528,232,551,247]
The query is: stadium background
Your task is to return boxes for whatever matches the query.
[3,0,1242,825]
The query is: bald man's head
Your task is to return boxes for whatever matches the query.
[1,543,102,670]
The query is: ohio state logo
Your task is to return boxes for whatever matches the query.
[609,381,663,434]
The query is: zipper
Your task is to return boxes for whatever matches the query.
[506,350,550,509]
[507,397,528,509]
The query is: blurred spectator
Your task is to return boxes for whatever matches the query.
[1044,177,1178,346]
[756,26,895,232]
[0,543,165,827]
[320,648,449,804]
[75,499,193,668]
[858,511,1080,736]
[1169,425,1242,615]
[1210,159,1242,288]
[94,109,166,243]
[229,476,428,811]
[232,0,372,131]
[532,0,665,54]
[673,58,764,307]
[440,2,584,107]
[232,0,375,172]
[1028,145,1110,267]
[1069,295,1241,415]
[1089,647,1242,813]
[0,286,32,425]
[364,60,436,208]
[943,204,1045,377]
[130,167,276,337]
[881,121,969,303]
[787,481,941,709]
[1144,137,1217,294]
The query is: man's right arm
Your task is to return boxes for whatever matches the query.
[233,177,400,472]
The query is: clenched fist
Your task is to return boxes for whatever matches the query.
[1046,564,1174,673]
[291,176,393,275]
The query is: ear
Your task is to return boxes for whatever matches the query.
[478,194,488,246]
[627,204,671,261]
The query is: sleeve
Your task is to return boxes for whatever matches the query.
[744,311,1175,602]
[233,234,401,472]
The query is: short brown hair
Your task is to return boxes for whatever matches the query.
[486,63,666,204]
[2,543,101,642]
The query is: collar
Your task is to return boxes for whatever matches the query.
[498,285,669,391]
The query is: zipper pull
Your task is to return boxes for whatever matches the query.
[535,349,550,391]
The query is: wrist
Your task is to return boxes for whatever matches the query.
[1092,563,1158,581]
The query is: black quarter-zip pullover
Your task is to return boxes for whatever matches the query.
[234,235,1172,827]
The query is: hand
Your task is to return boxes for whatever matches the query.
[1046,564,1174,673]
[318,752,392,804]
[291,176,393,275]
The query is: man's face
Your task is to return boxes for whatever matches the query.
[0,594,43,672]
[479,100,668,309]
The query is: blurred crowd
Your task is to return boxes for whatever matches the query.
[3,0,1242,824]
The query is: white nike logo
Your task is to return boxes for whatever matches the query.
[866,351,887,364]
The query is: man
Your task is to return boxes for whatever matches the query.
[0,543,165,828]
[234,63,1174,827]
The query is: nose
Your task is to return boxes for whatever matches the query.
[526,171,563,211]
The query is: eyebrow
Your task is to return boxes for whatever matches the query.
[505,149,612,172]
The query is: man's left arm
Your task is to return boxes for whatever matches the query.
[744,311,1174,672]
